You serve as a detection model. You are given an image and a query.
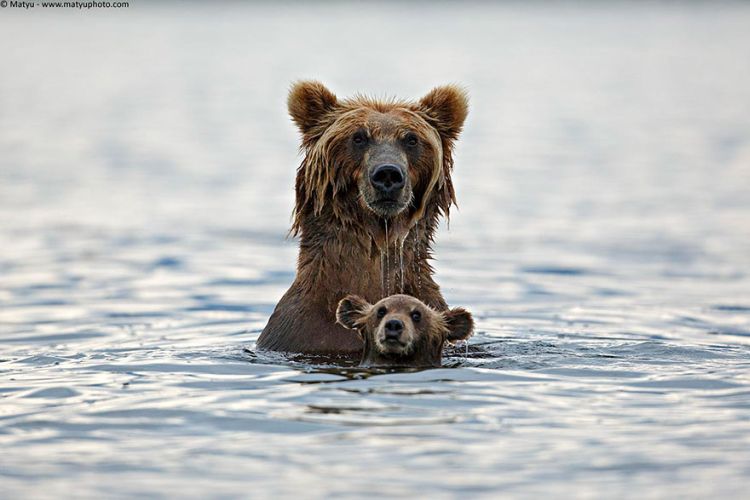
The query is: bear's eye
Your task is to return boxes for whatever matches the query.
[410,310,421,323]
[405,133,419,148]
[352,131,369,147]
[377,307,387,319]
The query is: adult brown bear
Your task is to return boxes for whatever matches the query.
[257,81,468,355]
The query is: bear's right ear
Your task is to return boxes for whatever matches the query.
[336,295,371,331]
[288,80,339,136]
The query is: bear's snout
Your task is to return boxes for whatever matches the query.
[384,318,405,341]
[377,314,413,354]
[359,140,411,217]
[370,164,406,197]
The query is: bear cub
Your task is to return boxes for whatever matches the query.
[336,294,474,368]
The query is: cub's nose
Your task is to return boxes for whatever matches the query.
[384,318,404,340]
[370,164,405,195]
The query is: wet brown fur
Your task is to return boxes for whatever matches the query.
[257,81,469,354]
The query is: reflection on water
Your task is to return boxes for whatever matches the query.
[1,2,750,498]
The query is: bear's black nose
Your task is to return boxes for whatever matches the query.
[384,319,404,340]
[370,164,405,195]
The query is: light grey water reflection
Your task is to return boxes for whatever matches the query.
[1,2,750,498]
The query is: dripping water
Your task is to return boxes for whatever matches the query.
[380,247,385,298]
[398,236,405,294]
[393,236,404,293]
[384,218,390,296]
[414,218,422,296]
[393,238,400,294]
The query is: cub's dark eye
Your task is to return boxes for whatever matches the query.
[377,307,387,319]
[405,133,419,148]
[352,131,369,147]
[410,310,421,323]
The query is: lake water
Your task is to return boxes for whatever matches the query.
[1,2,750,498]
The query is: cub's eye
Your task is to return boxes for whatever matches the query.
[377,307,387,319]
[405,133,419,148]
[352,131,369,147]
[410,310,421,323]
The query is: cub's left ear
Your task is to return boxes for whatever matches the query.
[443,307,474,343]
[418,85,469,141]
[336,295,371,331]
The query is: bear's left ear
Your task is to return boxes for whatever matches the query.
[418,85,469,141]
[336,295,371,331]
[288,80,339,136]
[443,307,474,343]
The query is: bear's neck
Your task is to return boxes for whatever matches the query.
[294,205,443,312]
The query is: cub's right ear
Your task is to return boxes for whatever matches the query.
[336,295,371,331]
[288,80,338,136]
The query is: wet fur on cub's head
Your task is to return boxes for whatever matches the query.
[336,294,474,368]
[287,80,469,234]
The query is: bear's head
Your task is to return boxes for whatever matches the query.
[336,294,474,368]
[287,81,468,233]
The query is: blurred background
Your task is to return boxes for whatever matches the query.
[1,2,749,498]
